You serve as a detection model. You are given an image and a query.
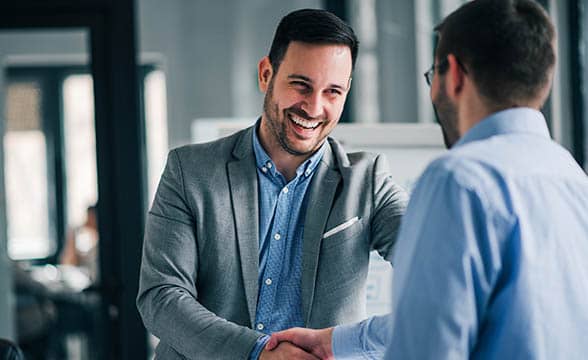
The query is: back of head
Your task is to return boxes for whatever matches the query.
[435,0,556,109]
[268,8,358,72]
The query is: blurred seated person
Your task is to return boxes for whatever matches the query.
[60,204,99,283]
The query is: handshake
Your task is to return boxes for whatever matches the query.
[259,327,335,360]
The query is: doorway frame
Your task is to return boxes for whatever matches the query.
[0,1,148,359]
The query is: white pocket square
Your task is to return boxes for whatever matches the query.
[322,216,360,239]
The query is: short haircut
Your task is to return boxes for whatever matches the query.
[268,8,359,72]
[435,0,556,107]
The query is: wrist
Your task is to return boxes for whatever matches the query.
[318,327,335,359]
[249,335,270,360]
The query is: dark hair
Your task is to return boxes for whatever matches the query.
[435,0,555,107]
[268,8,359,72]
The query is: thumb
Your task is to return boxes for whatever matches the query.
[265,329,296,351]
[265,335,279,351]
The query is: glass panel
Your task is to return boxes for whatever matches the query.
[144,69,168,203]
[6,81,42,130]
[4,81,52,260]
[0,28,101,359]
[63,75,97,230]
[62,74,99,283]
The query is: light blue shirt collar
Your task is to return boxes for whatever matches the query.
[455,107,550,148]
[252,120,326,180]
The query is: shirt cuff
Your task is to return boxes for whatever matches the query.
[249,335,270,360]
[332,322,366,359]
[332,316,389,360]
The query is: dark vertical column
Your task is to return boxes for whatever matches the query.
[91,0,148,358]
[584,0,588,170]
[377,1,417,123]
[46,70,67,263]
[534,0,554,130]
[569,0,586,168]
[324,0,354,123]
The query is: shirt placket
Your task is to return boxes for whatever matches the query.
[255,175,298,333]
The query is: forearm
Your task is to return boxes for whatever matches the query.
[138,285,262,359]
[332,315,391,359]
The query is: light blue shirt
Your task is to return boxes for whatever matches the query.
[333,108,588,359]
[249,124,326,359]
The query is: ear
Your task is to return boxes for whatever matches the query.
[258,56,273,93]
[445,54,466,99]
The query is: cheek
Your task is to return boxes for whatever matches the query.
[328,98,346,119]
[273,86,305,109]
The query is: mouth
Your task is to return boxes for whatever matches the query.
[288,113,321,130]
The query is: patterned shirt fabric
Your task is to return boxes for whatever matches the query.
[333,108,588,359]
[249,123,326,359]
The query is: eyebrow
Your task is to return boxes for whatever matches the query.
[287,74,347,91]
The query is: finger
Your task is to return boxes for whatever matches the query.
[265,329,297,350]
[265,336,278,351]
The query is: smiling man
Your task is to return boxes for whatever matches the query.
[137,9,408,360]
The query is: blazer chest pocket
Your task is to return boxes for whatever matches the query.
[321,216,365,249]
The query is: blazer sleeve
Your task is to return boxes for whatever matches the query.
[136,150,261,359]
[369,154,409,262]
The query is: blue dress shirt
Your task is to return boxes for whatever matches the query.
[249,125,326,359]
[333,108,588,359]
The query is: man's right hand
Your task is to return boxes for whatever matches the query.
[265,327,334,360]
[259,341,320,360]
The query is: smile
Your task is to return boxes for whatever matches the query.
[289,113,321,129]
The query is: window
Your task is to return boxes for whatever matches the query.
[3,65,167,260]
[63,74,98,228]
[4,80,52,259]
[144,69,169,203]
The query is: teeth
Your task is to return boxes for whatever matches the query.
[290,114,320,129]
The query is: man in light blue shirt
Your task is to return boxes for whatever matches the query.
[265,0,588,358]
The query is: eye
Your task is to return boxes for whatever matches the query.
[326,88,342,96]
[291,81,311,93]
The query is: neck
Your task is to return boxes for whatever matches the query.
[257,121,312,182]
[457,91,495,137]
[272,155,306,182]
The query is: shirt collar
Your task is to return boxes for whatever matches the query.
[252,120,326,179]
[454,107,551,148]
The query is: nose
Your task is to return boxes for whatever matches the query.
[301,92,324,119]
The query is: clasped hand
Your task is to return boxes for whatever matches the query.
[261,327,334,360]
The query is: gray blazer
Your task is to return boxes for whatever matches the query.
[137,126,408,359]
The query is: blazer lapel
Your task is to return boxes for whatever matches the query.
[301,143,341,324]
[227,127,259,327]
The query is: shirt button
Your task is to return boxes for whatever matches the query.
[265,278,272,286]
[282,187,289,194]
[274,233,281,240]
[261,167,268,173]
[266,162,273,169]
[257,323,264,330]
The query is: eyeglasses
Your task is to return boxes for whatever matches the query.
[424,57,467,86]
[424,58,449,86]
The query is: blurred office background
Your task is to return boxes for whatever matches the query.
[0,0,586,358]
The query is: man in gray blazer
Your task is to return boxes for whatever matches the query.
[137,9,407,360]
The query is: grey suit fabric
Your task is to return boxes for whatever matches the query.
[137,125,408,359]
